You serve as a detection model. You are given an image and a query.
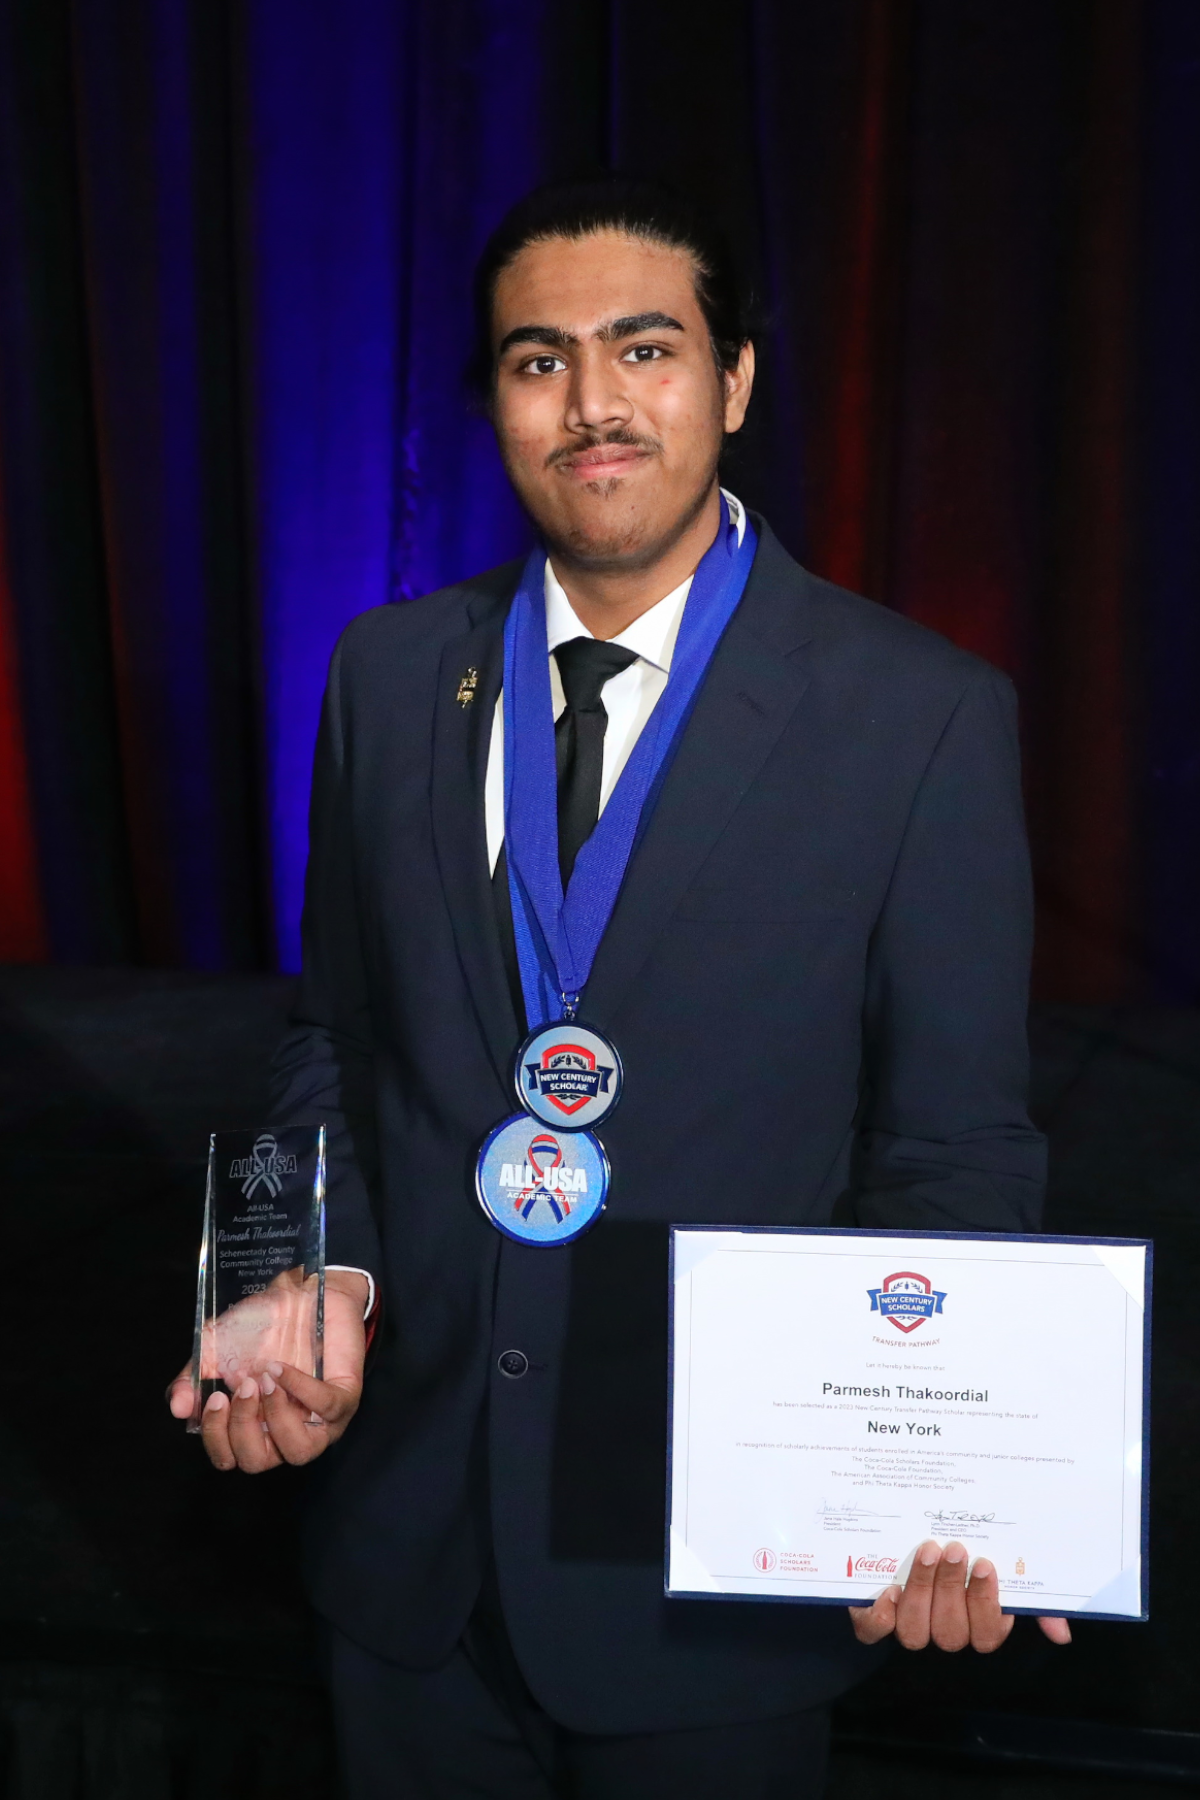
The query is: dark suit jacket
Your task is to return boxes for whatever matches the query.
[270,518,1046,1733]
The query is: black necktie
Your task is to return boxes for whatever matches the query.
[552,636,639,888]
[491,635,639,1018]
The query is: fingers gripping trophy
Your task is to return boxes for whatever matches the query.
[168,1128,368,1473]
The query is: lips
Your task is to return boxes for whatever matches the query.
[558,444,649,479]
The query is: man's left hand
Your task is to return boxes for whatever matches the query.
[166,1269,368,1472]
[849,1539,1072,1652]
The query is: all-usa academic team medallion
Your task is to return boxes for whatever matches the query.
[475,1113,609,1246]
[513,1021,623,1131]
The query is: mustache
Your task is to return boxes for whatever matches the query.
[544,429,663,469]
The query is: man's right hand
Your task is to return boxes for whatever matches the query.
[849,1539,1071,1651]
[166,1269,369,1473]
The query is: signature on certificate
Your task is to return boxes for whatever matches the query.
[817,1500,900,1519]
[924,1508,1014,1527]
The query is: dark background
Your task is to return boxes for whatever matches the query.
[1,0,1198,993]
[0,2,1197,1795]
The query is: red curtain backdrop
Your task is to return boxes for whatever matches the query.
[0,0,1197,999]
[0,480,45,961]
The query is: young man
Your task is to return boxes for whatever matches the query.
[170,179,1062,1797]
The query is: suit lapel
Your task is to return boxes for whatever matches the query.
[429,586,517,1087]
[583,526,816,1028]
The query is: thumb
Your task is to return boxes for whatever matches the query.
[849,1584,901,1645]
[167,1363,195,1419]
[270,1360,360,1423]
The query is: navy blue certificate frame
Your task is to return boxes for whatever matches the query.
[665,1224,1152,1623]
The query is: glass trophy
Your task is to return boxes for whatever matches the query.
[188,1127,326,1432]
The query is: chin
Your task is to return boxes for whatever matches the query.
[544,488,697,573]
[554,515,653,569]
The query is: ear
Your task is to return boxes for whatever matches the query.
[723,340,756,435]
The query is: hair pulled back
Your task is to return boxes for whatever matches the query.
[469,175,754,400]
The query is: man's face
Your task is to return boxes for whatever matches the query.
[490,230,753,570]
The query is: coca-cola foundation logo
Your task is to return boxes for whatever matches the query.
[847,1554,899,1577]
[752,1547,777,1573]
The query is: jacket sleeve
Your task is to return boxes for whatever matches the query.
[849,667,1046,1233]
[268,629,384,1288]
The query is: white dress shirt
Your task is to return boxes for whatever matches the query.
[484,490,746,873]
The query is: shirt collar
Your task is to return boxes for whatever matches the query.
[542,489,746,676]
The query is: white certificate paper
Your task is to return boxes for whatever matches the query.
[668,1229,1149,1620]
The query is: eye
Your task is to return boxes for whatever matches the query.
[521,353,567,376]
[620,343,667,364]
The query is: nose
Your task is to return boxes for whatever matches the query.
[563,346,634,435]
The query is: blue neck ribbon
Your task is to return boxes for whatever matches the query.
[502,498,759,1029]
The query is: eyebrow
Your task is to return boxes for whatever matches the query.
[600,312,685,342]
[497,311,686,358]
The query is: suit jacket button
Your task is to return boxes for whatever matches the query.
[497,1349,529,1379]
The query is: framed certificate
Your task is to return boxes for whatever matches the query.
[667,1227,1150,1621]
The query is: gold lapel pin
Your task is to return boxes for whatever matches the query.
[456,667,479,708]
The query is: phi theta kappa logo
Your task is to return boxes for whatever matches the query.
[523,1043,615,1117]
[867,1270,947,1334]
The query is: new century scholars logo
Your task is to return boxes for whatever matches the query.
[866,1270,946,1334]
[521,1042,616,1118]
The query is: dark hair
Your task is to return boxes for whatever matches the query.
[469,175,754,401]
